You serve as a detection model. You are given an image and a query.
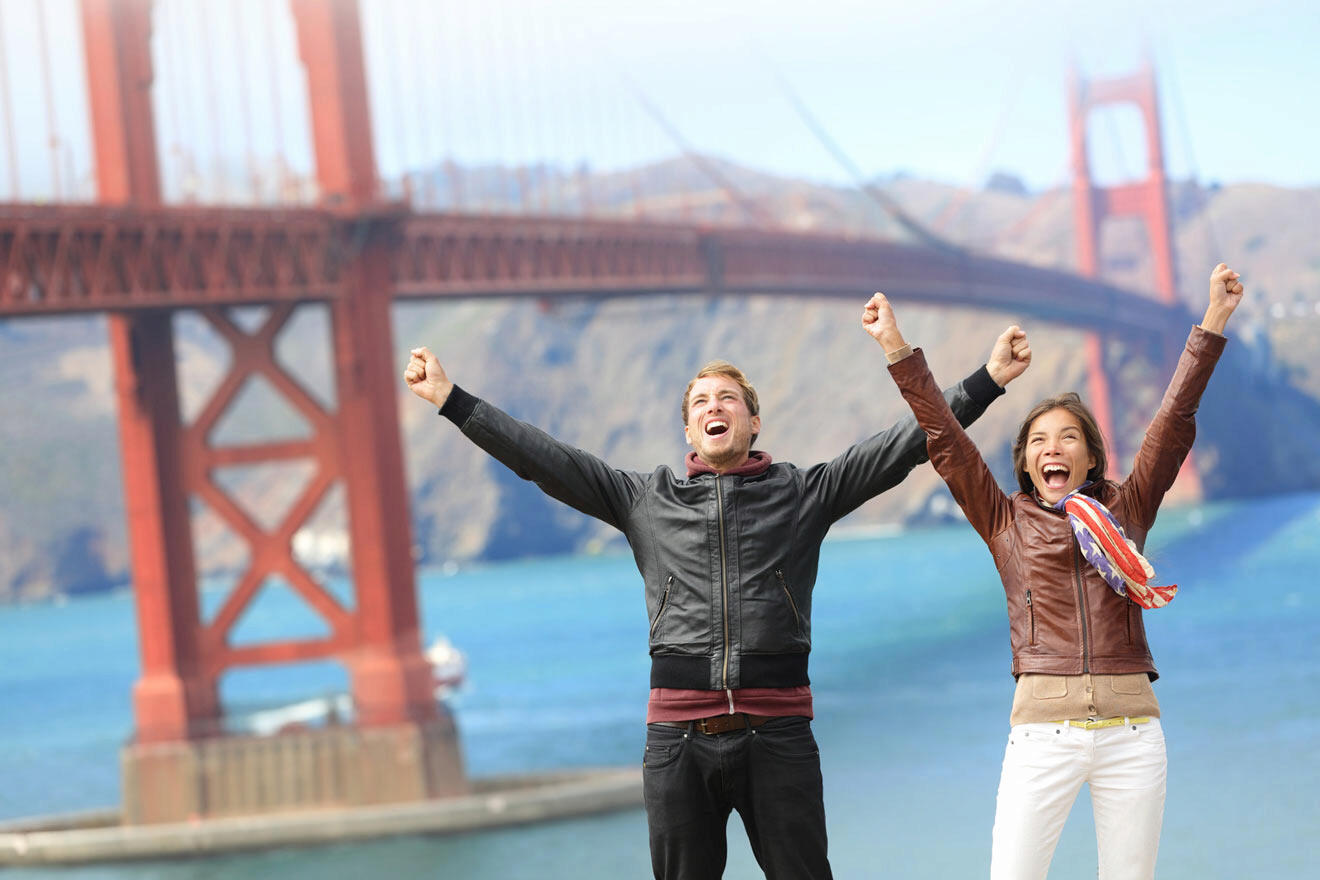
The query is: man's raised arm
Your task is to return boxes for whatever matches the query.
[403,346,644,530]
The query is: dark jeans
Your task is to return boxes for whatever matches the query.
[643,716,833,880]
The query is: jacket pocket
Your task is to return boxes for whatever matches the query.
[775,569,803,637]
[649,575,674,637]
[1026,589,1036,646]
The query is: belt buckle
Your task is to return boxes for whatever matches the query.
[696,714,744,735]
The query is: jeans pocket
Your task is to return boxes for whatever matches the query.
[753,718,819,762]
[643,730,686,770]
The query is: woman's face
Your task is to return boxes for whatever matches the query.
[1023,407,1096,504]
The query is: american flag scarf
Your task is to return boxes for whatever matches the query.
[1053,485,1178,610]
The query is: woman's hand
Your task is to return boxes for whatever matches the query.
[1202,263,1245,334]
[861,292,907,354]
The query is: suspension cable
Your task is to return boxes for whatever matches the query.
[629,83,773,227]
[34,0,62,198]
[768,65,959,252]
[0,4,19,197]
[231,0,258,201]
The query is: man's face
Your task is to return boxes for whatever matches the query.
[1024,407,1096,504]
[684,375,761,472]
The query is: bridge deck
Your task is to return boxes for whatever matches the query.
[0,204,1189,338]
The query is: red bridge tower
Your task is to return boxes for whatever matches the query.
[84,0,463,823]
[1068,59,1200,492]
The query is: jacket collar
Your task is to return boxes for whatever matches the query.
[686,449,773,479]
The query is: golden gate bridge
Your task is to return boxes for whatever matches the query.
[0,0,1195,844]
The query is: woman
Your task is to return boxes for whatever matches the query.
[866,263,1244,880]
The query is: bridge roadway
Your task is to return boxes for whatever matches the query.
[0,203,1190,339]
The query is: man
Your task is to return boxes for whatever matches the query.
[404,296,1030,879]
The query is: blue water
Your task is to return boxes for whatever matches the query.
[2,492,1318,878]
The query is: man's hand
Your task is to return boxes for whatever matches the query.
[861,292,907,353]
[1202,263,1245,335]
[404,347,454,408]
[986,325,1031,387]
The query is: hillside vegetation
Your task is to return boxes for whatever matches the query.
[2,165,1317,601]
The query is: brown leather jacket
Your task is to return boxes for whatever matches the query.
[890,327,1226,679]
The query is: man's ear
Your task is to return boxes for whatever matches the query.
[684,424,694,447]
[751,414,762,436]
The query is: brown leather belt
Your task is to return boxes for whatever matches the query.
[652,713,774,735]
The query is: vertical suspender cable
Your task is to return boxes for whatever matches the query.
[158,1,186,202]
[529,6,551,214]
[1162,54,1220,265]
[416,0,440,209]
[260,0,290,202]
[449,0,470,211]
[0,6,20,198]
[549,10,576,215]
[930,61,1025,236]
[197,0,226,201]
[172,0,202,202]
[34,0,62,199]
[626,87,645,220]
[589,44,616,219]
[232,0,258,201]
[383,0,410,201]
[511,5,532,214]
[540,9,560,214]
[439,0,461,211]
[394,0,414,202]
[563,22,589,217]
[589,58,614,218]
[481,3,506,211]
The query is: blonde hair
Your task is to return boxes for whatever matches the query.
[681,360,760,442]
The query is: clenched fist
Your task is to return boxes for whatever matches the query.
[404,347,454,408]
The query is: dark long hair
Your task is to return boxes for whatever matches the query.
[1011,392,1108,494]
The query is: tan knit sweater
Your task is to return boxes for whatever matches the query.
[1010,673,1160,725]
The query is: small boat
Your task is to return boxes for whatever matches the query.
[239,635,467,736]
[425,634,467,699]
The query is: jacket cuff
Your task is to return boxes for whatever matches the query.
[1188,323,1228,356]
[964,364,1005,406]
[438,384,478,426]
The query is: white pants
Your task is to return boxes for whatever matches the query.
[990,718,1167,880]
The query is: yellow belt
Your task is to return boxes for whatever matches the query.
[1053,716,1152,730]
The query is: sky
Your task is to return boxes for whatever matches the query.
[0,0,1316,202]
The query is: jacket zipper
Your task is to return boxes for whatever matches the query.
[1072,538,1090,673]
[1025,589,1036,646]
[716,476,732,705]
[775,569,802,635]
[649,575,674,637]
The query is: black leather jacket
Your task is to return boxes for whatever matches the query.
[440,368,1002,690]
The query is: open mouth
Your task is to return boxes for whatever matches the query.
[1041,462,1071,490]
[705,420,729,437]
